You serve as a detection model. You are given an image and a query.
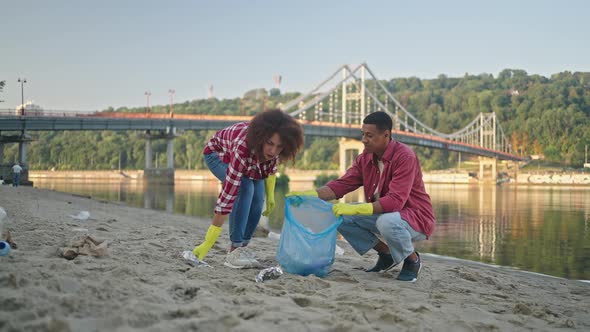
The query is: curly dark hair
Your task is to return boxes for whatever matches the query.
[247,109,304,162]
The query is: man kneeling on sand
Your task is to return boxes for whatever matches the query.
[287,112,435,282]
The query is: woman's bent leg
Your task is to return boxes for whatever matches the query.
[228,177,255,247]
[242,179,265,245]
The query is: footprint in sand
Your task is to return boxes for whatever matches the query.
[238,309,262,320]
[292,297,312,307]
[170,284,200,302]
[326,269,359,284]
[513,303,532,315]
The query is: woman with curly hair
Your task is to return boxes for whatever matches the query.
[193,109,304,268]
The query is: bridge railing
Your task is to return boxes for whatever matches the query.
[0,108,526,161]
[0,109,98,118]
[0,109,255,122]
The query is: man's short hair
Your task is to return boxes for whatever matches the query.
[363,111,392,132]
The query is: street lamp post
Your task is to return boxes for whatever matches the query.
[17,78,27,116]
[168,89,175,115]
[144,91,151,113]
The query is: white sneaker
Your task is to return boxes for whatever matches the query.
[224,247,261,269]
[240,247,261,265]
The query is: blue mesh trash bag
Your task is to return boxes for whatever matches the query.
[277,196,343,277]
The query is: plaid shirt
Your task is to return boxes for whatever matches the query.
[203,122,278,214]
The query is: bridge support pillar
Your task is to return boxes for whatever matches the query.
[142,129,176,184]
[478,157,497,183]
[18,141,28,166]
[167,137,174,169]
[338,138,364,175]
[145,138,153,169]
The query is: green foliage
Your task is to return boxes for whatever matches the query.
[294,137,338,170]
[276,173,290,187]
[269,88,281,97]
[314,173,339,187]
[388,70,590,168]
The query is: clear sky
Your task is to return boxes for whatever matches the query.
[1,0,588,111]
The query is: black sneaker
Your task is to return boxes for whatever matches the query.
[365,252,396,272]
[397,252,421,282]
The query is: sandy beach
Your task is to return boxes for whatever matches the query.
[0,185,589,331]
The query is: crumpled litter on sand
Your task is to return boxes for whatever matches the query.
[59,235,108,260]
[255,266,283,283]
[69,211,90,221]
[181,250,212,268]
[267,231,281,240]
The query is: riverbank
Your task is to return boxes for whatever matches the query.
[27,170,328,182]
[28,169,590,185]
[0,186,589,331]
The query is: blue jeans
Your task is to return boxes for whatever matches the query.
[205,152,265,247]
[13,173,20,187]
[337,212,427,265]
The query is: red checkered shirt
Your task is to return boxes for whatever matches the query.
[203,122,278,214]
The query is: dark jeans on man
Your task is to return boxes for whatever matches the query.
[13,173,20,187]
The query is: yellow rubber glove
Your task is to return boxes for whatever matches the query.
[332,203,374,216]
[262,174,276,217]
[192,225,222,260]
[285,189,318,198]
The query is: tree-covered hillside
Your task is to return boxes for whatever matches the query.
[2,70,589,170]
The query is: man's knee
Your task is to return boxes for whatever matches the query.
[375,212,405,233]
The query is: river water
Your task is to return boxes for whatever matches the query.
[33,179,590,280]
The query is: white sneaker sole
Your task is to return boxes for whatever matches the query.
[223,261,249,269]
[223,261,261,269]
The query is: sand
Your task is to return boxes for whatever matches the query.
[0,185,589,331]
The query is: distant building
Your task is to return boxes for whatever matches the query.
[15,101,44,116]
